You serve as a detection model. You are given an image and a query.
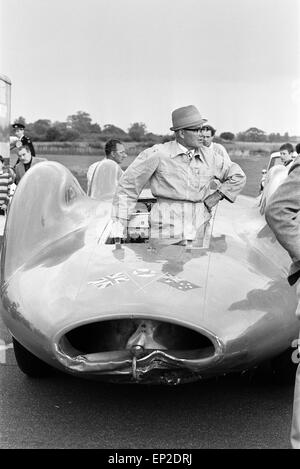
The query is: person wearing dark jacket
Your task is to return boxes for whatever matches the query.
[265,149,300,448]
[14,144,45,185]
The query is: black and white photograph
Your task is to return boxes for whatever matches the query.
[0,0,300,452]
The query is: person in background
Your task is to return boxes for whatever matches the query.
[14,144,45,185]
[111,105,246,243]
[0,155,14,214]
[10,123,35,156]
[201,124,231,162]
[87,139,126,194]
[279,143,295,166]
[265,150,300,448]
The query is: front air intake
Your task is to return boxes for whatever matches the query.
[61,318,216,360]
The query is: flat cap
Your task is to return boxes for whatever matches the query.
[12,123,25,130]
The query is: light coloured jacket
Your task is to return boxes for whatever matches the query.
[265,156,300,285]
[112,140,246,220]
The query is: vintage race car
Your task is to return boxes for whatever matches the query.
[0,160,299,385]
[260,152,282,191]
[260,151,297,191]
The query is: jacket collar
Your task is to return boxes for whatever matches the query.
[170,140,202,159]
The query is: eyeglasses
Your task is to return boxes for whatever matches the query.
[183,128,202,133]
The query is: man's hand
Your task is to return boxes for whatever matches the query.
[110,219,128,238]
[203,191,223,211]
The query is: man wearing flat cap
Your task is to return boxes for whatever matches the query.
[11,123,36,157]
[112,105,246,243]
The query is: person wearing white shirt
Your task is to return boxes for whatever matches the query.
[201,124,231,163]
[87,139,127,195]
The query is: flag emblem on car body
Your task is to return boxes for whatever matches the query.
[88,272,130,289]
[132,268,157,277]
[158,273,200,291]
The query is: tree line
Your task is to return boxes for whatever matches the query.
[12,112,294,143]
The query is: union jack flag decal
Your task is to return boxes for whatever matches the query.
[88,272,130,289]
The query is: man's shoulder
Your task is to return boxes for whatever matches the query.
[139,140,177,158]
[288,155,300,174]
[136,142,164,159]
[14,161,23,170]
[88,161,100,170]
[21,136,34,145]
[212,142,229,154]
[32,157,47,165]
[212,142,224,149]
[143,141,170,153]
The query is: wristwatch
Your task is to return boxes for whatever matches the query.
[216,189,224,200]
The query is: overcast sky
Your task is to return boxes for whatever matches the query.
[1,0,300,135]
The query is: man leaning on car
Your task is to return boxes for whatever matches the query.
[111,105,246,244]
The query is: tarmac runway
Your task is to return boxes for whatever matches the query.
[0,314,294,449]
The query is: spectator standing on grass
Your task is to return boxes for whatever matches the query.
[279,143,295,167]
[86,139,126,195]
[10,123,35,156]
[265,148,300,448]
[111,105,246,243]
[14,144,46,185]
[201,124,232,163]
[0,155,13,215]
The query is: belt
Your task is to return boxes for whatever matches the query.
[156,197,204,204]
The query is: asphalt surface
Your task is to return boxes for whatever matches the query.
[0,313,294,449]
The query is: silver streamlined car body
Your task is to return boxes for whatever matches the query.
[0,160,299,385]
[260,151,297,191]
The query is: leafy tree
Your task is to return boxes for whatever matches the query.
[90,123,101,133]
[220,132,235,141]
[144,132,163,144]
[128,122,147,141]
[48,121,80,141]
[31,119,52,137]
[46,127,62,141]
[66,111,100,135]
[63,129,81,141]
[283,131,289,141]
[237,127,267,142]
[101,124,128,139]
[268,132,282,142]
